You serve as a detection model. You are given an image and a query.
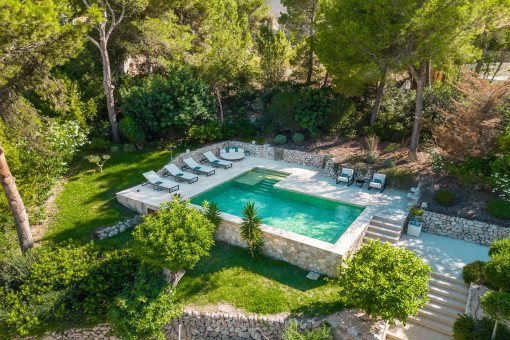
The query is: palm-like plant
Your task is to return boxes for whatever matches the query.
[240,202,264,257]
[204,201,222,233]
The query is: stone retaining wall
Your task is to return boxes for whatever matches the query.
[93,215,142,240]
[216,218,344,277]
[419,211,508,246]
[162,141,333,177]
[27,308,387,340]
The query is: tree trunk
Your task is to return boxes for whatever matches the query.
[146,55,152,76]
[491,57,504,82]
[100,39,121,143]
[425,59,431,87]
[409,61,427,153]
[322,72,328,88]
[475,30,488,74]
[0,143,33,253]
[370,65,388,125]
[163,268,186,287]
[306,8,316,84]
[213,86,224,123]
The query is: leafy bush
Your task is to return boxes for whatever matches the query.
[292,133,305,143]
[447,156,494,186]
[119,117,146,147]
[110,145,120,153]
[453,314,476,340]
[222,118,257,140]
[488,200,510,219]
[123,144,136,153]
[379,168,417,191]
[108,268,181,340]
[365,151,380,164]
[274,134,287,144]
[462,260,486,285]
[120,65,216,137]
[133,197,215,286]
[481,290,510,330]
[491,154,510,199]
[435,191,455,206]
[383,158,395,168]
[266,91,300,131]
[187,121,222,143]
[337,240,432,324]
[384,143,400,153]
[240,202,264,257]
[453,314,510,340]
[282,320,333,340]
[409,205,424,218]
[87,138,113,152]
[84,154,110,172]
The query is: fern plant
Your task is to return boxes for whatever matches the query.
[240,202,264,257]
[119,117,146,148]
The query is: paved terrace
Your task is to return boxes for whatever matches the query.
[117,155,409,257]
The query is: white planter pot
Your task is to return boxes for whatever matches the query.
[407,221,422,237]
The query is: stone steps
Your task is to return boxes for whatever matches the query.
[363,216,404,245]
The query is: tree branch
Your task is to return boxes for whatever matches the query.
[86,34,101,49]
[82,0,90,8]
[105,2,125,41]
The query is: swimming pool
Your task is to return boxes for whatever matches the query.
[190,168,365,244]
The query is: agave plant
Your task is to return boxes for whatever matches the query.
[240,202,264,257]
[119,117,146,148]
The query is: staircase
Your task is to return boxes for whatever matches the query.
[253,178,280,195]
[387,272,469,340]
[363,216,404,245]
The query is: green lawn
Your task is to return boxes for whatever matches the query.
[45,149,345,316]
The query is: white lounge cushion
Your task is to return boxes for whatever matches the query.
[143,171,178,190]
[164,164,198,181]
[204,151,232,167]
[183,158,215,173]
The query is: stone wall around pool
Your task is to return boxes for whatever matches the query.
[418,211,509,246]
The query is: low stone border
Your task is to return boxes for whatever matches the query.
[418,211,508,246]
[25,307,387,340]
[92,215,142,240]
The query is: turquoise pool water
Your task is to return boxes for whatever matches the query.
[190,168,364,244]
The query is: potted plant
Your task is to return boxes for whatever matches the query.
[407,205,425,237]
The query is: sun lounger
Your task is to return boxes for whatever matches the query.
[163,164,199,184]
[368,173,386,192]
[182,158,216,176]
[336,168,354,186]
[202,151,233,169]
[142,171,179,192]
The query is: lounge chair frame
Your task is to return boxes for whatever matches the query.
[336,168,354,186]
[163,165,199,184]
[201,151,233,169]
[142,172,179,193]
[368,173,386,193]
[182,158,216,176]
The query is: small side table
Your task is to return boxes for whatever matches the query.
[355,178,365,187]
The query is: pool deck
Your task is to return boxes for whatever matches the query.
[116,155,410,257]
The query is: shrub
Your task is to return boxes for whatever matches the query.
[488,200,510,219]
[453,314,476,340]
[266,91,300,131]
[380,168,417,191]
[434,191,455,206]
[384,143,400,153]
[453,314,510,340]
[383,158,395,168]
[240,202,264,257]
[133,197,215,286]
[292,133,305,143]
[204,202,222,232]
[337,240,432,324]
[462,260,486,285]
[108,268,181,340]
[123,144,136,153]
[491,154,510,199]
[187,121,222,143]
[110,145,120,153]
[274,134,287,144]
[365,152,380,164]
[409,205,424,218]
[282,320,333,340]
[87,138,113,152]
[119,117,146,147]
[84,154,110,172]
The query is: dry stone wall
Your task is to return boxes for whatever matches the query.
[26,308,387,340]
[92,215,142,240]
[161,141,333,177]
[419,211,509,246]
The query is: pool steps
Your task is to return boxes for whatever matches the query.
[386,270,469,339]
[363,216,404,246]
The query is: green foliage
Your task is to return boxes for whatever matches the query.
[256,25,291,87]
[383,158,395,168]
[293,87,331,134]
[266,91,301,131]
[491,154,510,199]
[337,240,432,324]
[409,205,424,217]
[110,145,120,154]
[108,268,181,340]
[123,144,136,153]
[87,138,114,152]
[488,200,510,219]
[453,314,510,340]
[485,247,510,291]
[489,238,510,258]
[119,117,146,147]
[187,120,223,143]
[379,168,417,191]
[384,143,400,153]
[462,261,486,285]
[481,290,510,324]
[274,134,287,144]
[282,320,333,340]
[204,202,222,232]
[292,133,305,143]
[120,65,217,137]
[240,202,264,257]
[365,152,380,164]
[133,197,215,273]
[434,191,455,206]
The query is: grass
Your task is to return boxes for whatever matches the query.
[44,150,173,244]
[43,148,346,317]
